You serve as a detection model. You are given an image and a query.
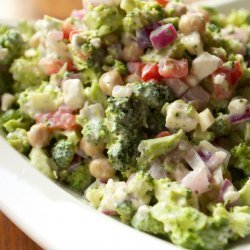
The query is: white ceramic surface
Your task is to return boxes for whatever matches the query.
[0,0,250,250]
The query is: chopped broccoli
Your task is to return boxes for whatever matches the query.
[29,148,55,178]
[116,201,136,223]
[6,128,30,154]
[239,178,250,206]
[17,82,63,118]
[131,205,165,236]
[0,109,34,133]
[10,57,48,92]
[121,0,164,32]
[151,203,231,250]
[137,130,185,169]
[132,82,176,110]
[0,26,24,66]
[209,113,231,137]
[191,127,215,144]
[208,98,229,114]
[84,5,124,36]
[230,142,250,176]
[108,60,127,75]
[227,9,250,27]
[84,82,107,108]
[66,164,94,192]
[76,104,107,145]
[105,97,147,171]
[18,20,36,42]
[51,139,75,169]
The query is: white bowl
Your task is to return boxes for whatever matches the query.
[0,1,250,249]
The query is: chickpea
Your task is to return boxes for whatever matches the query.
[124,74,142,84]
[27,124,51,148]
[89,157,115,181]
[179,13,206,35]
[99,70,123,96]
[122,42,144,62]
[165,2,187,17]
[79,138,104,158]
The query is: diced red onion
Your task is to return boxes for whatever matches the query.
[182,86,210,108]
[173,165,190,183]
[136,23,161,49]
[206,151,227,171]
[181,167,211,195]
[150,23,178,50]
[47,30,63,41]
[197,149,213,162]
[102,210,118,216]
[219,179,240,206]
[148,160,167,179]
[230,106,250,124]
[164,78,189,97]
[184,148,208,171]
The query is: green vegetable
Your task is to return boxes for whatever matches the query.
[0,73,12,97]
[29,148,55,178]
[76,104,107,145]
[239,178,250,206]
[227,9,250,27]
[191,127,215,144]
[105,97,147,171]
[6,128,30,154]
[137,130,185,169]
[209,113,231,137]
[131,205,165,236]
[230,142,250,176]
[0,109,34,133]
[51,139,75,169]
[66,164,94,192]
[84,5,124,36]
[10,57,48,92]
[0,26,24,66]
[121,0,164,32]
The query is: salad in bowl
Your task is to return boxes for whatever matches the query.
[0,0,250,249]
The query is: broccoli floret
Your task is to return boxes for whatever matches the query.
[227,9,250,27]
[230,142,250,176]
[121,0,164,32]
[84,5,124,36]
[132,82,176,110]
[10,57,48,92]
[110,60,128,75]
[106,97,147,171]
[131,205,165,236]
[29,148,55,178]
[116,201,136,223]
[191,127,215,144]
[84,82,107,107]
[18,20,36,42]
[209,113,231,137]
[66,164,94,192]
[51,139,75,169]
[239,178,250,206]
[0,109,34,133]
[6,128,30,154]
[0,26,24,66]
[151,203,231,250]
[208,98,229,114]
[17,82,63,118]
[137,130,185,169]
[77,104,107,145]
[70,32,106,72]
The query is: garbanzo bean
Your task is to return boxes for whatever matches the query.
[79,138,104,158]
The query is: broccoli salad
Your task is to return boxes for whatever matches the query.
[1,0,250,249]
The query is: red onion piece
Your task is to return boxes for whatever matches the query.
[148,160,167,179]
[230,106,250,124]
[102,210,118,216]
[164,78,189,97]
[206,151,227,171]
[219,179,240,206]
[136,23,161,49]
[150,23,178,50]
[181,167,211,195]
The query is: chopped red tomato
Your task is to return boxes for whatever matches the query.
[156,131,171,138]
[62,21,74,40]
[155,0,169,6]
[212,81,233,99]
[141,63,162,82]
[215,61,242,86]
[41,59,76,75]
[35,107,78,131]
[127,62,145,75]
[158,58,189,78]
